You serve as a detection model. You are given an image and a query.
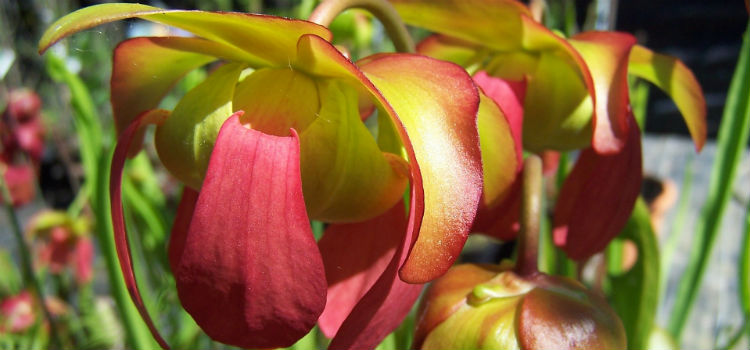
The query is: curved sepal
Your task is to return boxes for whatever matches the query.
[553,113,642,261]
[570,32,637,154]
[416,35,482,67]
[1,165,36,207]
[295,34,483,283]
[154,63,244,189]
[317,201,404,338]
[109,109,170,349]
[359,54,483,283]
[112,37,220,155]
[390,0,532,51]
[628,45,706,151]
[172,114,326,349]
[469,73,524,240]
[299,80,408,222]
[39,3,331,67]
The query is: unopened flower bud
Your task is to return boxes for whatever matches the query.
[415,263,626,350]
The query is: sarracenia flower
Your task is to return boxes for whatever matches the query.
[390,0,707,260]
[414,263,626,350]
[39,3,486,349]
[26,211,93,285]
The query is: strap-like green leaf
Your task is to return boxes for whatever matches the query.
[610,198,660,350]
[668,21,750,339]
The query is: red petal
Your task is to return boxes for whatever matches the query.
[317,201,405,338]
[470,72,525,240]
[553,113,642,261]
[2,164,36,207]
[327,203,423,350]
[74,238,94,285]
[472,71,525,167]
[570,32,637,154]
[167,187,199,272]
[173,114,326,348]
[471,180,522,241]
[110,109,170,349]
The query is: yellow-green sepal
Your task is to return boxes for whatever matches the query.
[155,63,244,189]
[299,80,408,222]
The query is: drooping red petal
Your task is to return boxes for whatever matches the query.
[1,164,36,207]
[110,109,170,349]
[327,206,423,350]
[317,201,405,338]
[167,187,199,272]
[569,32,637,155]
[470,72,525,240]
[14,121,44,163]
[416,34,482,67]
[172,114,326,349]
[553,113,643,261]
[472,71,525,167]
[74,238,94,285]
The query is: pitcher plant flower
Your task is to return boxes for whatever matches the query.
[1,89,45,207]
[26,211,93,285]
[390,0,707,261]
[0,291,35,334]
[39,3,486,349]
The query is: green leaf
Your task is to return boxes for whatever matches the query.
[610,198,660,350]
[668,21,750,339]
[0,249,21,296]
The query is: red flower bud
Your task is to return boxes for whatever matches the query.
[415,263,626,350]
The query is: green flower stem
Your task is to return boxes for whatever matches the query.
[0,168,61,349]
[309,0,415,53]
[516,155,542,277]
[45,54,157,349]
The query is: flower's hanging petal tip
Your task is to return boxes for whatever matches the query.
[553,113,642,261]
[110,109,170,349]
[627,45,707,152]
[318,201,409,342]
[38,3,161,54]
[175,115,326,348]
[570,32,637,156]
[327,202,424,350]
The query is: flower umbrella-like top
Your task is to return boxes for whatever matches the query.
[39,3,486,349]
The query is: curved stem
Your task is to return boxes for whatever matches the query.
[309,0,415,53]
[516,155,542,277]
